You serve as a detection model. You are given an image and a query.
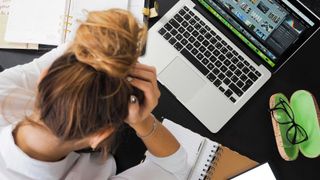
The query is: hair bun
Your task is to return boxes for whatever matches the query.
[70,9,147,78]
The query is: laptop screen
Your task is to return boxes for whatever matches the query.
[197,0,320,69]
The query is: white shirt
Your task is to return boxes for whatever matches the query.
[0,44,189,180]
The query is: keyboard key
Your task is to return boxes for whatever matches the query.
[248,72,258,81]
[174,42,183,51]
[213,50,220,56]
[231,75,239,83]
[242,67,250,74]
[216,35,222,41]
[169,19,180,28]
[192,31,199,37]
[249,65,256,71]
[169,37,177,45]
[179,9,186,16]
[225,89,233,97]
[231,57,239,64]
[213,79,222,87]
[240,74,248,81]
[226,52,234,59]
[199,28,206,34]
[186,43,193,50]
[204,33,212,39]
[205,25,210,31]
[236,81,244,88]
[183,32,190,38]
[229,83,243,97]
[181,49,209,75]
[215,42,222,49]
[194,16,200,21]
[207,63,214,70]
[174,14,183,22]
[159,28,166,35]
[181,38,188,45]
[199,46,206,53]
[221,40,227,45]
[218,55,226,61]
[163,33,172,40]
[202,58,209,65]
[181,21,188,27]
[227,45,233,50]
[232,50,238,56]
[183,6,189,11]
[238,55,244,61]
[196,53,204,60]
[214,61,222,67]
[208,44,215,51]
[243,60,250,66]
[242,80,253,91]
[237,62,244,69]
[204,51,211,57]
[202,40,210,47]
[218,73,225,80]
[235,69,242,76]
[184,14,191,20]
[191,48,199,55]
[210,37,217,44]
[229,64,236,71]
[195,23,201,30]
[189,18,196,25]
[207,73,216,82]
[255,71,262,77]
[230,97,236,103]
[225,70,233,78]
[220,65,227,72]
[209,56,217,62]
[189,11,195,16]
[197,35,204,42]
[212,68,220,75]
[187,25,194,32]
[188,36,196,43]
[219,86,225,93]
[221,47,228,54]
[164,23,173,31]
[176,34,183,41]
[223,78,231,85]
[210,30,216,36]
[170,29,178,36]
[193,41,200,47]
[223,59,231,66]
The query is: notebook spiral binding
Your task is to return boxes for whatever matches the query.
[201,144,223,180]
[58,15,73,43]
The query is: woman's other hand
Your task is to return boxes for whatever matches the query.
[125,63,161,132]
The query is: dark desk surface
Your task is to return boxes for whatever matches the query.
[1,0,319,179]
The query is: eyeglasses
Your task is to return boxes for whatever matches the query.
[269,98,308,145]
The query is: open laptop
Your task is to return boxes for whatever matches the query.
[139,0,320,133]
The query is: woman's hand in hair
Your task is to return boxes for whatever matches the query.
[125,63,160,130]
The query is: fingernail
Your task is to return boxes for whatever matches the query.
[127,76,133,82]
[130,95,137,103]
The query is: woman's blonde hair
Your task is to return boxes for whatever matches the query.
[32,9,147,158]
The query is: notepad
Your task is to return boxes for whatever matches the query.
[4,0,143,46]
[162,119,259,180]
[0,0,38,49]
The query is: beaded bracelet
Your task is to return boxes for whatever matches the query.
[136,116,158,139]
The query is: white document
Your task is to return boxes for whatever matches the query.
[5,0,129,45]
[231,163,276,180]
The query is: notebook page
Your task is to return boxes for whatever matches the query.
[65,0,128,42]
[0,0,38,49]
[162,119,206,176]
[5,0,67,45]
[128,0,145,25]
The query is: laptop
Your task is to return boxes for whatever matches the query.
[139,0,320,133]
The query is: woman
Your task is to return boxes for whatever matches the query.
[0,9,188,180]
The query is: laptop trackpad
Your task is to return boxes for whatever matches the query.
[159,57,206,102]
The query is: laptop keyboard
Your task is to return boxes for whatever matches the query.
[158,6,262,103]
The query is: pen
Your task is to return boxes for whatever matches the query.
[187,138,206,180]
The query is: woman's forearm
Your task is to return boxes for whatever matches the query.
[131,115,180,157]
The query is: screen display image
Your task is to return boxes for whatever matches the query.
[198,0,315,68]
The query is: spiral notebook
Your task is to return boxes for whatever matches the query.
[162,119,258,180]
[5,0,144,46]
